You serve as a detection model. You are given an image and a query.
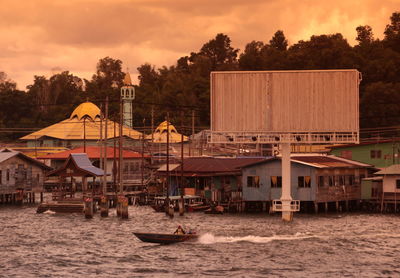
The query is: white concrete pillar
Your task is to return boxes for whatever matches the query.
[281,143,293,222]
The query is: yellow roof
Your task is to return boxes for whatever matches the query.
[70,102,101,121]
[21,102,142,141]
[146,121,188,143]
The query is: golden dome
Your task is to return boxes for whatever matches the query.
[155,121,178,134]
[70,102,101,121]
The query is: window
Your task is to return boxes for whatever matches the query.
[123,163,129,174]
[396,180,400,189]
[6,169,9,181]
[318,176,325,187]
[347,175,355,186]
[247,176,260,187]
[339,175,345,186]
[0,170,2,184]
[371,150,382,159]
[328,176,334,187]
[271,176,282,188]
[298,176,311,188]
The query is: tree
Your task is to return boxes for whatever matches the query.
[360,82,400,127]
[287,33,355,69]
[356,25,374,45]
[269,30,288,51]
[26,76,50,113]
[384,12,400,52]
[0,72,17,92]
[198,33,239,70]
[239,41,265,70]
[85,57,125,117]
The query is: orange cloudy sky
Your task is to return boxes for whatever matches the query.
[0,0,398,89]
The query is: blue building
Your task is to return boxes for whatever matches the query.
[242,155,373,212]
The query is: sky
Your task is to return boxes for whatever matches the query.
[0,0,398,90]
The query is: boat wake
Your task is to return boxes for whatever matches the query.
[198,232,316,244]
[43,210,56,215]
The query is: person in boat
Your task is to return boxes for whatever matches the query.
[174,225,186,235]
[187,228,196,234]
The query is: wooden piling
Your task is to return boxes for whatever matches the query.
[100,195,109,217]
[314,202,319,214]
[117,196,122,217]
[179,197,184,216]
[84,198,94,219]
[324,202,328,213]
[121,197,129,219]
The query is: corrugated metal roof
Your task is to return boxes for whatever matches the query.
[375,164,400,175]
[38,146,149,160]
[168,157,266,174]
[0,149,52,170]
[157,164,181,172]
[71,154,104,176]
[242,155,373,169]
[0,152,18,163]
[292,155,372,168]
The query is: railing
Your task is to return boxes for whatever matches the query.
[208,131,359,144]
[272,200,300,212]
[316,185,361,202]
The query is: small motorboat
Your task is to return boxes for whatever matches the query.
[133,232,198,244]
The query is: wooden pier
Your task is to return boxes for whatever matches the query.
[0,189,43,205]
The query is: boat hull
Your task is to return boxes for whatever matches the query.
[133,232,198,244]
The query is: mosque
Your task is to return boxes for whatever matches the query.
[20,101,143,149]
[146,121,188,143]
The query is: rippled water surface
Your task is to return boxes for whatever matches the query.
[1,205,400,277]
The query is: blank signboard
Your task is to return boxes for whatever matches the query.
[210,70,360,133]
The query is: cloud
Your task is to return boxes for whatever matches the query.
[0,0,398,89]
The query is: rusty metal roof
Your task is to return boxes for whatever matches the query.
[242,155,372,169]
[168,157,266,175]
[291,155,372,168]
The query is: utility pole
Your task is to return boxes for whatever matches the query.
[119,98,123,194]
[100,97,109,217]
[83,117,86,153]
[180,110,185,216]
[141,118,145,192]
[165,113,172,217]
[104,96,108,194]
[192,110,195,156]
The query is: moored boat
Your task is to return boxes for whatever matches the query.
[133,232,198,244]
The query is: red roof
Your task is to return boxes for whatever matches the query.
[38,146,149,159]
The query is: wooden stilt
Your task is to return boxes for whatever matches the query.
[100,195,109,217]
[336,201,339,212]
[324,202,328,213]
[84,198,94,219]
[314,202,319,214]
[121,197,129,219]
[40,192,43,203]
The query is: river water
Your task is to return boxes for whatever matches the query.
[1,205,399,278]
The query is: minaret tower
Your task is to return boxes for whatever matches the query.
[121,72,135,128]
